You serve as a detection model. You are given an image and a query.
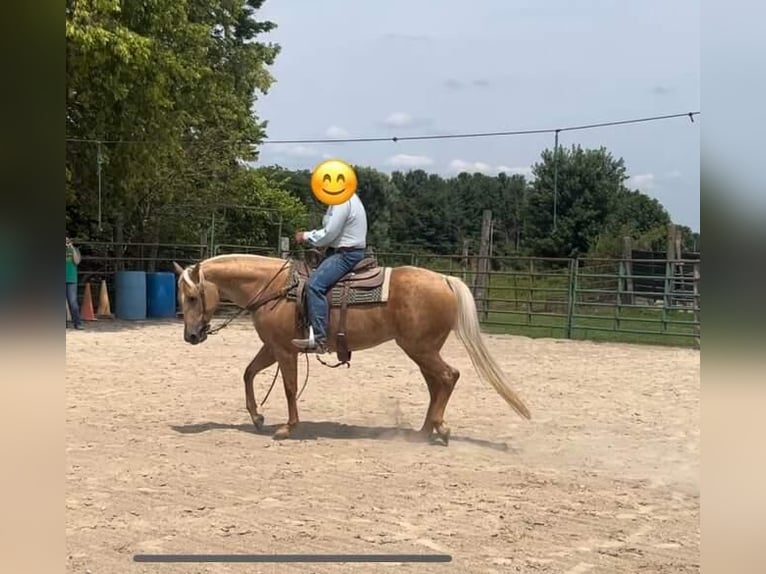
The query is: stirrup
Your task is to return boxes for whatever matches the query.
[292,326,327,353]
[291,337,327,354]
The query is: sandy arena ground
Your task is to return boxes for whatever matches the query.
[66,319,699,573]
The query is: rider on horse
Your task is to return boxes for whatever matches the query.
[292,191,368,354]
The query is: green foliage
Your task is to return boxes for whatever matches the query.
[675,225,700,253]
[588,192,672,258]
[520,145,676,259]
[214,169,308,246]
[248,151,694,260]
[66,0,299,244]
[390,170,459,254]
[352,166,401,251]
[65,2,695,258]
[524,145,627,257]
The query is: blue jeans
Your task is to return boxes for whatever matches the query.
[66,282,81,327]
[306,248,366,342]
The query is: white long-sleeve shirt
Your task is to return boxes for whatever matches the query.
[304,193,367,249]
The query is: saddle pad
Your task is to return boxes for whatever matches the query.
[287,266,393,307]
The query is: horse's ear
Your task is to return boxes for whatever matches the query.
[173,261,184,275]
[188,263,200,283]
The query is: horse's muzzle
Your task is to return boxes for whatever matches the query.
[185,327,208,345]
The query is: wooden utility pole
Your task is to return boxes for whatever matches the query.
[461,239,470,284]
[664,223,677,308]
[621,236,634,305]
[475,210,492,320]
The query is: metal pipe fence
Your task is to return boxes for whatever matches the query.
[71,242,700,347]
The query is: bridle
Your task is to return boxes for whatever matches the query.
[188,258,295,337]
[182,258,311,408]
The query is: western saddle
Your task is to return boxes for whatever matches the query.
[290,249,387,365]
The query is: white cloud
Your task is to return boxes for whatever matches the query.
[496,165,534,178]
[325,125,350,138]
[449,160,533,178]
[449,159,494,174]
[386,154,435,168]
[628,173,656,192]
[383,112,415,128]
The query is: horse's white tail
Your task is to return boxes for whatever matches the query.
[445,275,531,420]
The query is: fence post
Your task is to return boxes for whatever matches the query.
[663,224,677,330]
[461,239,470,283]
[621,236,634,305]
[474,210,492,321]
[693,262,701,348]
[279,236,290,259]
[565,258,578,339]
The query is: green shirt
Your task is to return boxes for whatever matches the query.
[66,246,78,284]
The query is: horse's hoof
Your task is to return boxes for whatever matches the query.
[273,425,291,441]
[411,427,432,443]
[252,414,264,430]
[434,424,451,446]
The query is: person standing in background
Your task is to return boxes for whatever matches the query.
[66,236,83,330]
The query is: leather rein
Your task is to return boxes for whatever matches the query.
[198,259,295,337]
[190,258,310,407]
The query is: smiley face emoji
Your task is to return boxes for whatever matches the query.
[310,159,358,205]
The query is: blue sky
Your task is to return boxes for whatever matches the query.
[251,0,700,230]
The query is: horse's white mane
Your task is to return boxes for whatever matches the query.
[179,253,274,288]
[181,267,196,288]
[205,253,271,263]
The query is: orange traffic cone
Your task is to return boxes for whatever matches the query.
[96,280,113,318]
[80,282,96,321]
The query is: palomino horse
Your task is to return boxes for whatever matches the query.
[172,253,531,443]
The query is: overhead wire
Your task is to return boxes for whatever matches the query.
[67,110,700,235]
[65,111,700,147]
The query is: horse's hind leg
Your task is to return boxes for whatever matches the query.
[421,354,459,444]
[244,345,276,430]
[430,356,460,444]
[403,348,460,445]
[416,368,439,438]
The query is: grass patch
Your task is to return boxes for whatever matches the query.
[478,307,699,347]
[382,255,700,348]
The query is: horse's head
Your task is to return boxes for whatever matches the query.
[173,261,221,345]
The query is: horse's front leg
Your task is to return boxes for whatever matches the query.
[273,349,300,440]
[243,344,276,430]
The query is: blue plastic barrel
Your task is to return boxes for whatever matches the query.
[146,272,177,318]
[114,271,147,320]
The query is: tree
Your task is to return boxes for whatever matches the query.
[201,169,308,248]
[523,145,630,257]
[676,225,700,253]
[390,170,459,253]
[66,0,292,245]
[352,166,400,251]
[589,188,672,257]
[253,166,326,228]
[445,171,527,255]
